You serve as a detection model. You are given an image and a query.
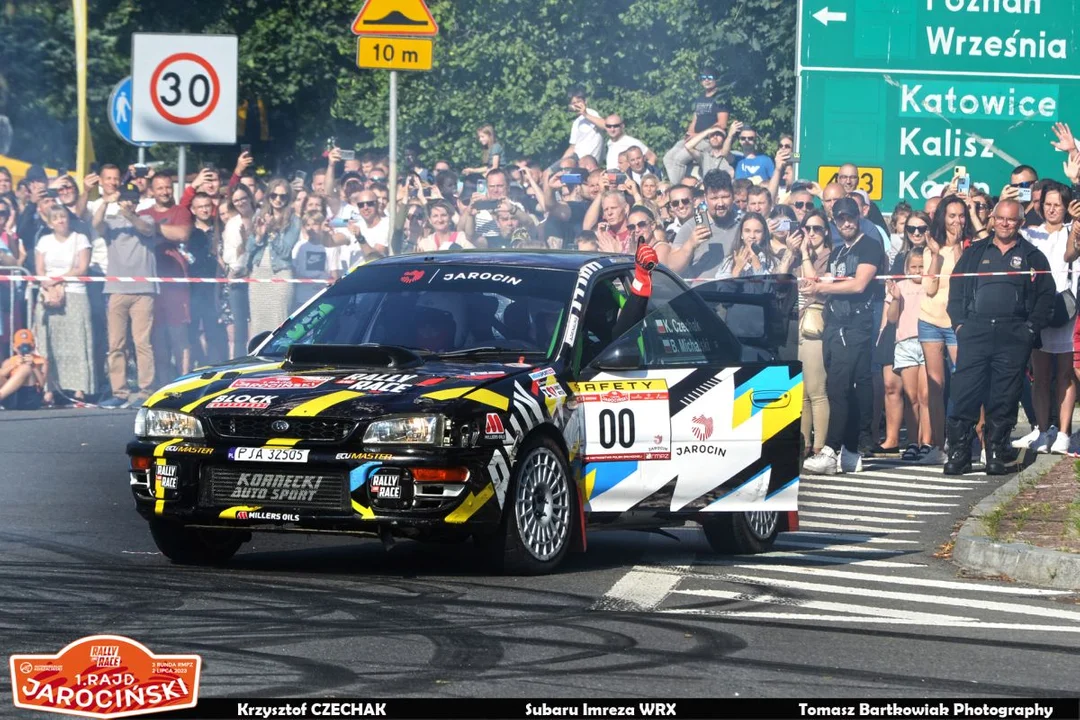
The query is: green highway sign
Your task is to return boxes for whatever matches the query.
[796,0,1080,210]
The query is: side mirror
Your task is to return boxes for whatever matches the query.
[591,334,643,371]
[247,331,271,355]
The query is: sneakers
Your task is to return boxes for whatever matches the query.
[804,446,839,475]
[901,444,921,461]
[1050,429,1070,455]
[840,446,863,473]
[1034,425,1057,453]
[1013,426,1041,450]
[98,396,127,409]
[919,446,947,465]
[125,394,151,409]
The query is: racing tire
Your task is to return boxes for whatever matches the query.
[701,511,779,555]
[148,519,247,566]
[475,437,576,575]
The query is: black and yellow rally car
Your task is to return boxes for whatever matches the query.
[128,252,802,574]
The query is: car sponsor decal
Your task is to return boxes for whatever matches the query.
[528,367,555,381]
[162,444,213,455]
[235,510,299,522]
[229,375,333,391]
[484,413,505,438]
[225,472,324,502]
[10,635,201,718]
[335,452,393,461]
[156,463,179,490]
[440,271,522,285]
[675,444,727,457]
[460,371,506,379]
[228,447,309,463]
[206,394,276,410]
[569,379,671,462]
[369,471,403,500]
[540,383,566,399]
[335,372,420,393]
[400,269,425,283]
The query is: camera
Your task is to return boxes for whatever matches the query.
[119,183,141,203]
[475,199,500,212]
[133,164,149,179]
[340,150,356,161]
[607,171,627,185]
[562,173,584,185]
[776,219,791,232]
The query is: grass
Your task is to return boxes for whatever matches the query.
[982,504,1007,540]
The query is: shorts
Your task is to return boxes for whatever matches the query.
[893,337,925,371]
[917,319,956,347]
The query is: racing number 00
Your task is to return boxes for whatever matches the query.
[598,409,635,449]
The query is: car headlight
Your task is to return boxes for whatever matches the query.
[363,415,444,445]
[135,407,205,439]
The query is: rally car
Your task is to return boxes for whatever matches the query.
[128,252,802,574]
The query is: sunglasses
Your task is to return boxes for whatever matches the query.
[669,198,692,207]
[628,220,652,231]
[740,136,756,142]
[58,185,76,192]
[780,144,793,150]
[605,123,624,129]
[699,75,715,81]
[905,224,928,234]
[357,201,378,208]
[974,202,989,211]
[369,176,387,183]
[803,224,826,234]
[270,193,289,200]
[792,201,812,209]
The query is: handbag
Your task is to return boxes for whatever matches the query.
[41,282,66,311]
[800,302,825,340]
[1049,263,1076,329]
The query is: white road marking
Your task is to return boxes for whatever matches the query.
[714,573,1080,622]
[658,609,1080,633]
[773,540,910,555]
[783,531,918,545]
[800,491,959,508]
[797,520,921,533]
[671,587,975,623]
[801,475,974,491]
[800,482,963,499]
[799,511,923,525]
[698,552,926,568]
[730,563,1075,595]
[591,567,682,612]
[853,470,988,484]
[801,501,949,516]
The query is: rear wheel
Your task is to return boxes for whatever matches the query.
[476,438,576,575]
[148,519,247,566]
[701,511,779,554]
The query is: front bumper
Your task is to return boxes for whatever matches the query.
[127,440,503,538]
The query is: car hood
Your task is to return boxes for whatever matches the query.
[145,358,537,419]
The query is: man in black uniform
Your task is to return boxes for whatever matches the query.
[945,199,1055,475]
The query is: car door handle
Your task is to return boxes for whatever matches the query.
[751,391,790,408]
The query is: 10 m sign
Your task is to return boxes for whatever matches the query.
[357,37,433,72]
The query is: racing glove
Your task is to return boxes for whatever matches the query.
[631,243,658,297]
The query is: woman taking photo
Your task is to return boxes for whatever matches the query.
[34,206,94,403]
[415,201,474,252]
[1020,181,1076,454]
[714,212,780,279]
[221,184,254,356]
[462,125,504,176]
[247,178,300,336]
[918,195,972,465]
[792,209,831,457]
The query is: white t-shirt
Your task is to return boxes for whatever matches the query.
[36,232,91,294]
[359,216,390,249]
[1025,223,1077,294]
[605,134,650,171]
[291,240,331,280]
[415,232,475,252]
[222,215,248,275]
[570,110,605,162]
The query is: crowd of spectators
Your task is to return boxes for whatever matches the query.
[0,65,1079,474]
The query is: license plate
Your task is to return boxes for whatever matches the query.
[228,447,310,463]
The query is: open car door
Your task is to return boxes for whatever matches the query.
[690,274,800,363]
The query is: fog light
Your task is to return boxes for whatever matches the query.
[411,467,470,483]
[130,456,153,471]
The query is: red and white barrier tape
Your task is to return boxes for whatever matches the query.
[689,270,1056,286]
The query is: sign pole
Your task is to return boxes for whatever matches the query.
[138,147,146,165]
[388,69,398,256]
[176,144,186,204]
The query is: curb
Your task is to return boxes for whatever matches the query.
[953,454,1080,590]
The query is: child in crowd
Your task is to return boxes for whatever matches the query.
[887,251,931,461]
[576,230,599,252]
[291,211,333,310]
[0,329,47,409]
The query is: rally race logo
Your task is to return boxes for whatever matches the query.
[10,634,200,718]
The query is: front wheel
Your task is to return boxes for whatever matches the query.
[701,511,779,554]
[476,438,576,575]
[148,519,247,566]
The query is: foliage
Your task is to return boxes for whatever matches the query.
[0,0,797,173]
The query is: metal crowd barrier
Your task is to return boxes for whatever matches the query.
[0,265,29,356]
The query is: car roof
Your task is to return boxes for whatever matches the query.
[367,251,635,272]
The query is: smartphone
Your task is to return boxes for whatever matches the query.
[476,179,487,195]
[475,199,500,212]
[790,153,801,162]
[953,165,971,193]
[329,217,349,228]
[562,173,583,186]
[241,144,251,154]
[133,164,149,179]
[1017,181,1033,203]
[776,218,792,232]
[340,150,356,161]
[607,171,627,185]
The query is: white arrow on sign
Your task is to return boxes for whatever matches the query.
[813,6,848,25]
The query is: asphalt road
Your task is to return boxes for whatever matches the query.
[1,409,1078,704]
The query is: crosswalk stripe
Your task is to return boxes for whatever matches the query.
[729,563,1074,595]
[853,470,988,484]
[797,520,921,533]
[801,501,949,516]
[800,491,959,508]
[784,531,919,545]
[800,512,923,525]
[801,482,963,499]
[773,540,911,555]
[671,587,976,623]
[657,609,1080,633]
[591,567,681,612]
[713,573,1080,622]
[698,552,926,568]
[801,476,975,492]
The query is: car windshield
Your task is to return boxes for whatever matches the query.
[259,262,579,360]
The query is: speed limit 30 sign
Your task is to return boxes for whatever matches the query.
[131,33,237,144]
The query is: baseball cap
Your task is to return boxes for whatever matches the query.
[852,189,870,205]
[13,328,35,347]
[833,197,860,219]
